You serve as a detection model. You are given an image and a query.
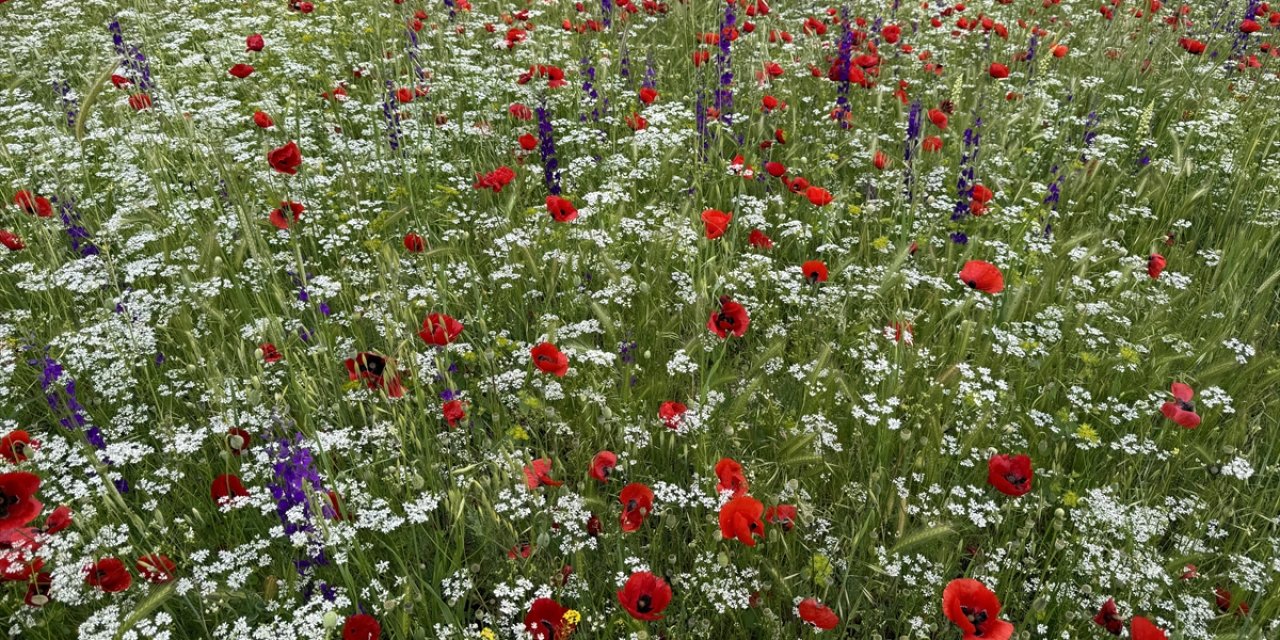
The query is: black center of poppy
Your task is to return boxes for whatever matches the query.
[961,606,989,631]
[1005,474,1027,487]
[359,355,385,376]
[807,271,821,282]
[0,492,16,518]
[636,595,653,613]
[626,499,637,511]
[537,619,556,640]
[600,465,612,478]
[1178,400,1195,412]
[967,280,978,288]
[718,313,734,326]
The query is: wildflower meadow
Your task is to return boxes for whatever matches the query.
[2,0,1280,638]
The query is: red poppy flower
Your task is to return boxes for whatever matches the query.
[269,200,304,230]
[708,296,750,339]
[396,87,413,104]
[802,260,829,283]
[342,613,382,640]
[1160,382,1201,428]
[987,453,1033,497]
[784,176,810,194]
[0,230,24,251]
[267,141,302,175]
[928,108,949,129]
[942,578,1014,640]
[0,430,34,464]
[135,554,176,584]
[474,166,516,192]
[128,93,153,111]
[1130,616,1168,640]
[43,505,72,534]
[228,63,255,78]
[24,572,52,607]
[518,133,538,150]
[626,112,649,131]
[226,428,251,455]
[590,451,617,482]
[618,571,672,621]
[764,162,786,178]
[0,528,42,581]
[762,95,780,111]
[246,34,265,51]
[1093,597,1123,635]
[798,597,840,630]
[260,342,283,364]
[345,352,406,398]
[701,208,732,239]
[765,504,797,531]
[971,184,993,204]
[524,598,571,640]
[546,195,579,222]
[0,472,42,530]
[658,401,688,430]
[1051,44,1068,58]
[638,87,658,105]
[715,458,749,497]
[806,186,833,207]
[13,191,52,218]
[1179,38,1206,55]
[619,482,655,532]
[748,229,774,249]
[110,74,133,88]
[85,557,132,592]
[719,496,765,546]
[530,342,570,377]
[1147,254,1166,279]
[882,23,901,43]
[922,135,944,152]
[989,62,1010,78]
[419,313,464,346]
[517,64,567,89]
[509,103,533,120]
[1214,586,1249,614]
[250,110,274,129]
[211,474,248,505]
[523,458,564,489]
[959,260,1004,293]
[508,542,533,560]
[442,399,466,427]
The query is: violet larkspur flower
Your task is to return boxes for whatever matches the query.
[51,195,100,257]
[904,100,922,201]
[951,119,983,221]
[713,0,735,127]
[832,11,855,128]
[267,432,330,542]
[536,101,562,195]
[54,80,78,129]
[382,80,403,152]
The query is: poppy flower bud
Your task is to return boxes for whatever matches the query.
[246,34,265,51]
[322,611,339,629]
